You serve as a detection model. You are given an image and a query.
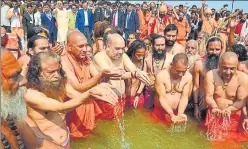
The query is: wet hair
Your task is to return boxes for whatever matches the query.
[206,37,223,50]
[150,34,165,46]
[27,35,47,50]
[164,24,178,35]
[172,53,189,66]
[126,40,146,58]
[231,44,248,61]
[103,28,123,46]
[26,51,65,90]
[94,21,111,39]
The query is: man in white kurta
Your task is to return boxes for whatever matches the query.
[54,1,69,43]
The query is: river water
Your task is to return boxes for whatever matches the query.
[71,109,248,149]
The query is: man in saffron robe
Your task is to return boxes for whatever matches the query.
[173,10,190,47]
[61,31,123,139]
[138,3,151,39]
[204,52,248,142]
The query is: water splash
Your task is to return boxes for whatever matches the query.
[167,123,187,133]
[206,115,231,141]
[113,79,130,149]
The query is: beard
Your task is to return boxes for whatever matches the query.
[165,39,176,47]
[206,54,220,70]
[152,47,166,60]
[1,86,27,122]
[39,76,66,102]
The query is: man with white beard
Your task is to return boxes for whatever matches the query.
[1,50,65,149]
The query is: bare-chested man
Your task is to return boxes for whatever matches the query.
[126,40,147,108]
[18,35,50,77]
[91,31,150,119]
[193,37,223,121]
[136,34,174,110]
[185,40,201,73]
[163,24,185,55]
[1,50,65,149]
[232,44,248,74]
[24,51,118,148]
[204,52,248,140]
[153,53,192,125]
[61,31,123,139]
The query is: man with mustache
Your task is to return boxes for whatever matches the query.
[61,31,123,139]
[136,34,173,110]
[185,40,201,74]
[1,50,65,149]
[193,37,222,121]
[173,10,190,47]
[138,2,150,39]
[91,31,150,119]
[163,24,185,56]
[204,52,248,141]
[153,53,192,125]
[24,51,118,148]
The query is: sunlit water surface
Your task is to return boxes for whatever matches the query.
[71,109,248,149]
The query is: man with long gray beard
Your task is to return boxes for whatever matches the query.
[192,37,223,121]
[24,51,118,148]
[1,50,65,149]
[135,34,174,110]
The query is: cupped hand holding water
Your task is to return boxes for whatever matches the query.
[242,118,248,133]
[89,83,118,106]
[221,108,231,117]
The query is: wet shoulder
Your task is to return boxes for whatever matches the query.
[236,71,248,84]
[166,53,173,62]
[175,42,185,53]
[24,89,46,103]
[183,71,193,82]
[156,69,169,81]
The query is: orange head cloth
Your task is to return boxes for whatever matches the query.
[1,50,22,93]
[159,4,167,13]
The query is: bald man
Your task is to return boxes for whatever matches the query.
[204,52,248,140]
[61,31,122,138]
[91,31,150,119]
[153,53,192,125]
[186,40,201,73]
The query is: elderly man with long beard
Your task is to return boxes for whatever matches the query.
[204,52,248,142]
[135,34,174,110]
[185,40,201,73]
[91,31,151,119]
[193,37,222,121]
[61,31,123,139]
[24,51,119,148]
[1,50,65,149]
[153,53,192,125]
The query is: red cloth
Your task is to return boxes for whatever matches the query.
[97,96,126,120]
[152,102,176,126]
[204,109,248,143]
[235,22,244,35]
[125,94,144,109]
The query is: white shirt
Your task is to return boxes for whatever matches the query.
[34,11,42,26]
[1,5,10,26]
[84,9,89,26]
[9,8,21,28]
[125,12,131,28]
[240,20,248,40]
[113,11,118,27]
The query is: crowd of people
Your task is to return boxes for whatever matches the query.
[1,0,248,148]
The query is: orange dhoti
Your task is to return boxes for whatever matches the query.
[66,100,102,139]
[125,94,144,109]
[97,96,126,120]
